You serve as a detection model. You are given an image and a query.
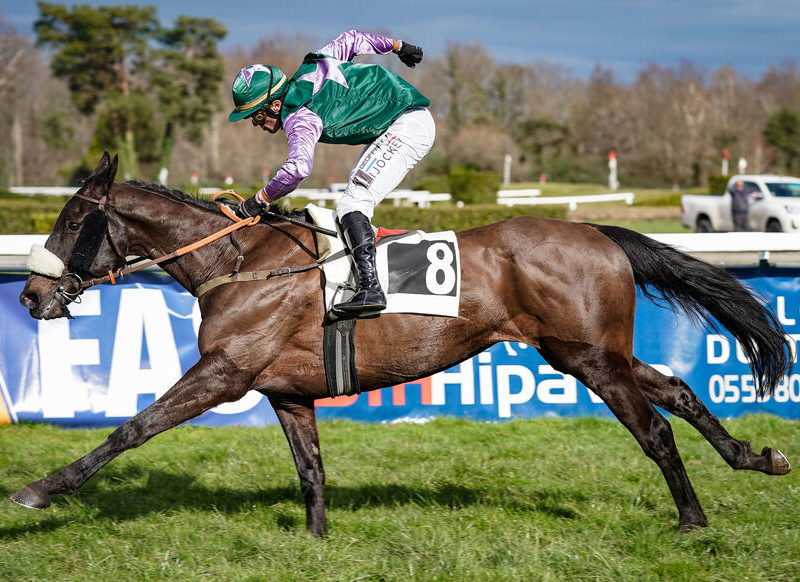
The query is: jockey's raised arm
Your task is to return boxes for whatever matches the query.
[317,29,398,61]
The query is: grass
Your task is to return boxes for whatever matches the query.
[1,416,798,581]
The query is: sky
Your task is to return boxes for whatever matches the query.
[1,0,798,81]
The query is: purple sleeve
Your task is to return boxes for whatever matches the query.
[256,108,323,203]
[317,30,397,61]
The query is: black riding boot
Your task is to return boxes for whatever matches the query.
[334,211,386,315]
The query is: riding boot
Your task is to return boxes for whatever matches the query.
[334,211,387,315]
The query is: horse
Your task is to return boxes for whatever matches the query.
[11,152,793,536]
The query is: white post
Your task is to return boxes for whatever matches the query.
[738,157,747,174]
[503,154,512,185]
[721,149,729,176]
[608,151,619,191]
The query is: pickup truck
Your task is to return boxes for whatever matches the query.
[680,174,800,232]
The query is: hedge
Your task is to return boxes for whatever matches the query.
[372,204,566,232]
[0,195,567,235]
[0,193,69,234]
[414,167,501,205]
[707,175,729,195]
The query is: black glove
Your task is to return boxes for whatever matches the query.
[396,42,423,68]
[236,196,264,219]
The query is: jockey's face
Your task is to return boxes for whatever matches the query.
[250,100,282,134]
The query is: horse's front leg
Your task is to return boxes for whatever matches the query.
[266,393,327,536]
[11,350,254,510]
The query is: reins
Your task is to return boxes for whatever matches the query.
[70,189,335,298]
[77,191,261,290]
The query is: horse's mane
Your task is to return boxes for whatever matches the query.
[121,180,309,221]
[123,180,219,211]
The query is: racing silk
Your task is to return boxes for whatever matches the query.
[258,30,430,203]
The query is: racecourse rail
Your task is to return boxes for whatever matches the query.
[9,185,635,210]
[4,232,800,267]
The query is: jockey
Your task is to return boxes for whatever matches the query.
[229,30,435,316]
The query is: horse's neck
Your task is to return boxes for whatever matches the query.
[116,188,238,292]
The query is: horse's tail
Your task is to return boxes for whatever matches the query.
[592,223,791,395]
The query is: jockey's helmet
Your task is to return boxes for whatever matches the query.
[228,64,288,122]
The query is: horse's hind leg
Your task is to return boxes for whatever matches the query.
[632,359,791,475]
[266,394,327,536]
[539,338,707,530]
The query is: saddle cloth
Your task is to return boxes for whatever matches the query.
[305,204,461,318]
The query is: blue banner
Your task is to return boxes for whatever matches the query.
[1,267,799,427]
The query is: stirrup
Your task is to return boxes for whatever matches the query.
[333,289,386,319]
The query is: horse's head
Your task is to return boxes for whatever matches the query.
[20,152,129,319]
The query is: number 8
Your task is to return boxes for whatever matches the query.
[426,243,456,295]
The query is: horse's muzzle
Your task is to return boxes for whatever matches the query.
[19,274,75,320]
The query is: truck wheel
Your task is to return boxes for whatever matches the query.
[766,219,782,232]
[695,217,713,233]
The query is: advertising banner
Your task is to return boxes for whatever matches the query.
[1,267,799,428]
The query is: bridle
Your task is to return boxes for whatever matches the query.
[45,188,338,307]
[59,190,261,299]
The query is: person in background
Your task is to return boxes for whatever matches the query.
[729,179,752,232]
[228,30,435,317]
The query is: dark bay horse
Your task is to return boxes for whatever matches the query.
[11,152,792,535]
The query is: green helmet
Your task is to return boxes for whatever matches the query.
[228,64,288,122]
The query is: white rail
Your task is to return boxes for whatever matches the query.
[3,233,800,268]
[9,187,77,196]
[499,192,635,209]
[12,185,632,212]
[496,189,541,205]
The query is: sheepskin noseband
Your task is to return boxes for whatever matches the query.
[26,244,66,278]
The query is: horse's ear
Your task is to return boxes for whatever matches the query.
[83,151,118,193]
[108,154,119,183]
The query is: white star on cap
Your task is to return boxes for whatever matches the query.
[237,64,270,87]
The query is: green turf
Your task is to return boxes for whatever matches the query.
[1,416,797,581]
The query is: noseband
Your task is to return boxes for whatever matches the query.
[48,192,128,306]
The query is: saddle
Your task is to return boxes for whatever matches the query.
[303,204,462,398]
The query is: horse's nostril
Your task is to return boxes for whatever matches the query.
[20,292,39,309]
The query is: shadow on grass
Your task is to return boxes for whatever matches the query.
[1,465,584,538]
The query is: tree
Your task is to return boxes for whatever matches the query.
[35,1,158,177]
[764,107,800,173]
[33,3,225,182]
[149,16,227,182]
[0,19,34,185]
[514,118,569,167]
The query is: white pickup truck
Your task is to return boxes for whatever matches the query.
[680,174,800,232]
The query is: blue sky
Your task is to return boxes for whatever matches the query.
[2,0,797,80]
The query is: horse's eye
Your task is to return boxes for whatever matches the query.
[66,221,81,233]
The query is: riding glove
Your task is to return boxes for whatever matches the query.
[236,195,264,219]
[395,42,423,68]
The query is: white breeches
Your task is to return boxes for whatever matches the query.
[337,108,436,220]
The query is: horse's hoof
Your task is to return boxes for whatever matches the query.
[763,447,791,475]
[10,485,51,510]
[678,517,708,533]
